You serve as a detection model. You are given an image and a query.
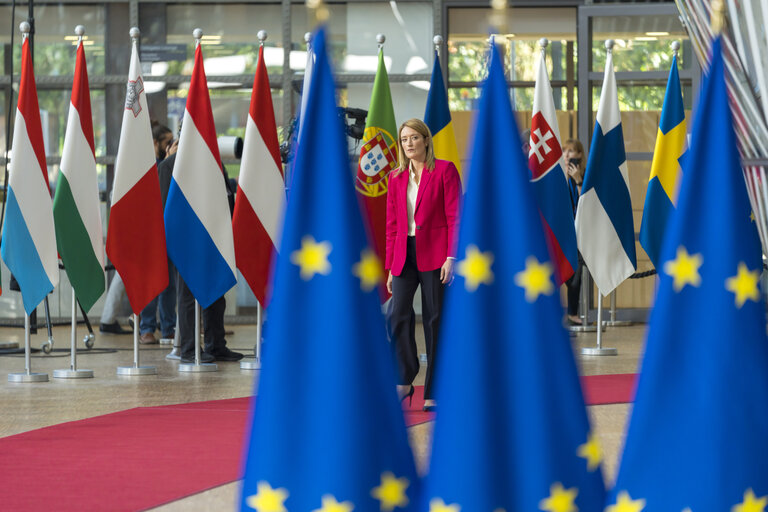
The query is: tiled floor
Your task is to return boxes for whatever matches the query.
[0,321,646,510]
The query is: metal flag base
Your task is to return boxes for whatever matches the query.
[240,358,261,370]
[117,365,157,376]
[581,346,618,356]
[603,320,633,327]
[53,368,94,379]
[569,324,602,333]
[8,372,48,382]
[179,362,218,372]
[0,341,19,349]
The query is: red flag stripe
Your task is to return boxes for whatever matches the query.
[250,46,282,175]
[233,191,275,305]
[186,44,222,169]
[17,38,48,186]
[72,42,96,156]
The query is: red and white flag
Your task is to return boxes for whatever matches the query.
[232,45,285,306]
[105,36,168,313]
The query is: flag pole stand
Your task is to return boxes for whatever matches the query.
[241,302,263,370]
[570,265,603,333]
[0,340,19,349]
[8,314,48,382]
[179,301,217,372]
[117,313,157,375]
[54,289,94,378]
[603,290,632,327]
[581,293,617,356]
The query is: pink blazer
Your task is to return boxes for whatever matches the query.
[385,159,461,275]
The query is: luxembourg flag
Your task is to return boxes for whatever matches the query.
[53,35,105,312]
[105,33,169,313]
[527,46,578,285]
[0,34,59,314]
[164,39,236,309]
[232,44,285,307]
[575,47,637,295]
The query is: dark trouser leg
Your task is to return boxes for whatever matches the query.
[420,267,444,400]
[177,272,196,359]
[203,296,226,353]
[566,275,580,316]
[391,238,421,387]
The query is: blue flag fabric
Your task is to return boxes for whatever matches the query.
[639,54,687,269]
[609,37,768,510]
[239,27,420,512]
[422,41,606,512]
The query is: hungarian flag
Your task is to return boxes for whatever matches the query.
[0,33,59,313]
[105,35,169,313]
[53,37,105,312]
[356,48,397,302]
[164,41,237,309]
[233,45,285,306]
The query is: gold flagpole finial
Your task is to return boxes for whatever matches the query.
[711,0,725,35]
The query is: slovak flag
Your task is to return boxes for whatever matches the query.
[0,33,59,314]
[575,48,637,295]
[232,44,285,306]
[106,33,169,313]
[164,40,236,308]
[527,48,578,285]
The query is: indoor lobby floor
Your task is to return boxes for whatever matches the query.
[0,320,645,511]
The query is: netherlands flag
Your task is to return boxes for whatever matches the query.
[232,44,285,306]
[527,48,578,285]
[164,39,236,309]
[0,34,59,314]
[106,33,169,313]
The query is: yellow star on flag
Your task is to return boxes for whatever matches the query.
[725,262,760,308]
[606,491,646,512]
[313,494,355,512]
[732,488,768,512]
[429,497,461,512]
[663,246,703,292]
[291,235,332,280]
[539,482,578,512]
[514,256,554,302]
[456,244,494,291]
[352,248,383,291]
[246,481,289,512]
[577,432,603,471]
[371,472,409,511]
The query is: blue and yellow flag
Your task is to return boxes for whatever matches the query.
[639,53,687,269]
[422,40,606,511]
[239,27,420,511]
[424,51,462,181]
[609,37,768,509]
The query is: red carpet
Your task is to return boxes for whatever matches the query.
[1,374,635,511]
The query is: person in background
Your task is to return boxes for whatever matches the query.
[385,118,461,412]
[563,138,586,325]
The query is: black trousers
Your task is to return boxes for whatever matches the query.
[177,270,226,358]
[391,237,445,400]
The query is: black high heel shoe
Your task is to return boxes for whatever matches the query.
[422,400,437,412]
[399,385,415,406]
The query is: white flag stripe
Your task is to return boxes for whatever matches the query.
[59,106,104,267]
[238,114,285,248]
[596,53,621,133]
[9,112,59,285]
[172,111,236,275]
[575,189,635,294]
[112,46,155,205]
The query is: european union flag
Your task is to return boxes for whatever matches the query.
[639,53,687,270]
[609,37,768,510]
[239,27,420,511]
[422,40,605,511]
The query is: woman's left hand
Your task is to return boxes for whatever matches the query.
[440,259,455,284]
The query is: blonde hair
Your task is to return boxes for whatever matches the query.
[563,138,586,173]
[393,119,435,178]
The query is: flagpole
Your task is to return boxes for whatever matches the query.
[54,286,94,378]
[179,299,218,372]
[8,313,49,382]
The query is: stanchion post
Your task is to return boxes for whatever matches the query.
[581,293,617,356]
[54,285,94,378]
[241,302,263,370]
[570,265,601,333]
[604,289,633,327]
[8,314,48,382]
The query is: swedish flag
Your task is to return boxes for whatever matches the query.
[639,53,687,269]
[424,51,462,181]
[609,37,768,509]
[239,27,420,511]
[422,40,605,511]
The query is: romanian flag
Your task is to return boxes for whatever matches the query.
[355,48,397,301]
[424,51,462,181]
[639,53,686,270]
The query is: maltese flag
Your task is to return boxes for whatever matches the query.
[106,35,169,313]
[164,41,236,308]
[232,45,285,306]
[527,48,578,285]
